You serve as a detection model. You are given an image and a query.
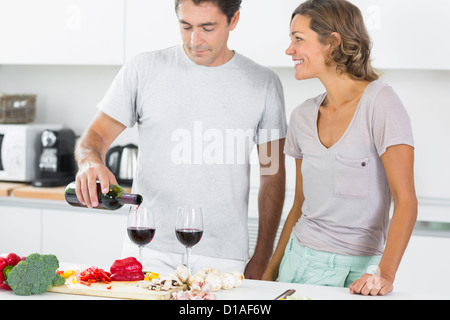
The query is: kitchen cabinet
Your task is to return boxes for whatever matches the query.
[0,198,128,266]
[350,0,450,70]
[228,0,299,67]
[125,0,180,60]
[41,208,127,266]
[0,205,41,255]
[124,0,299,66]
[0,0,447,68]
[125,0,450,69]
[0,0,124,65]
[395,234,450,296]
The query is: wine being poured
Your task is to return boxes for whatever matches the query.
[65,181,143,210]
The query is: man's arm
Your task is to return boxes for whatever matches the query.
[244,139,286,279]
[74,111,126,208]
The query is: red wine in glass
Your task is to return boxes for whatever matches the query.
[175,206,203,273]
[127,227,156,246]
[127,206,155,266]
[175,228,203,247]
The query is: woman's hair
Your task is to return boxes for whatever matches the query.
[175,0,242,24]
[292,0,380,81]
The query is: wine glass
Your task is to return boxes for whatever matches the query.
[175,206,204,273]
[127,205,156,266]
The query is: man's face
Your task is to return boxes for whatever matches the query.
[177,0,239,67]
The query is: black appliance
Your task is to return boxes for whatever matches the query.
[32,128,77,187]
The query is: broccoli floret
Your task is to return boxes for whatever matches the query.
[6,253,65,296]
[52,273,66,286]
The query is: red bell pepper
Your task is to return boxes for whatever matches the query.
[111,272,144,281]
[0,253,23,290]
[110,257,144,282]
[110,257,143,274]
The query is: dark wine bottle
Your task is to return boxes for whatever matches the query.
[64,181,143,210]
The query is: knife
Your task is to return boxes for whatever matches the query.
[274,289,296,300]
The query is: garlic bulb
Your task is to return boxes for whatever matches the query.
[195,269,208,279]
[176,265,190,283]
[205,274,222,292]
[231,271,244,288]
[187,274,205,290]
[208,268,221,277]
[220,272,235,290]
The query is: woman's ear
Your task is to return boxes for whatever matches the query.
[329,32,342,48]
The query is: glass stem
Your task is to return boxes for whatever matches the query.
[186,247,192,273]
[139,246,143,266]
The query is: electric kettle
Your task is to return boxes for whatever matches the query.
[105,143,138,187]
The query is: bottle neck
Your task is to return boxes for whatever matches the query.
[120,193,143,205]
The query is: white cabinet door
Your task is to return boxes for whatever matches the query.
[41,208,128,267]
[0,0,124,65]
[351,0,450,70]
[125,0,299,66]
[395,235,450,296]
[229,0,299,67]
[0,206,41,255]
[125,0,180,60]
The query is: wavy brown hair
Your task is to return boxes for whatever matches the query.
[292,0,380,81]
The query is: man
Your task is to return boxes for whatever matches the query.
[74,0,287,279]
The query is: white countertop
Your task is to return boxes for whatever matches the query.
[1,278,448,301]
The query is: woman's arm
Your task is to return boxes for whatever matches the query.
[262,158,305,281]
[350,144,418,295]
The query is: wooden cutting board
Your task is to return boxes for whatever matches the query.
[12,185,66,201]
[48,281,187,300]
[0,182,28,197]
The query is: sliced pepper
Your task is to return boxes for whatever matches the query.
[62,270,76,279]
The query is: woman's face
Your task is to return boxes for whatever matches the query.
[286,14,331,80]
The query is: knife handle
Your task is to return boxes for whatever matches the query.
[274,289,296,300]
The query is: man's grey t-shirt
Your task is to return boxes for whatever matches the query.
[284,81,414,256]
[98,45,287,261]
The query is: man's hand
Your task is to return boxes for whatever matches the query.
[244,253,269,280]
[75,161,117,208]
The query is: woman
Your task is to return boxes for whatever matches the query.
[262,0,417,296]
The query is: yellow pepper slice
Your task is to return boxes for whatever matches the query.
[62,270,76,279]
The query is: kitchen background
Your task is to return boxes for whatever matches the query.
[0,0,449,295]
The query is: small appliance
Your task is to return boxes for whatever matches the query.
[105,143,138,187]
[0,124,62,182]
[32,128,77,187]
